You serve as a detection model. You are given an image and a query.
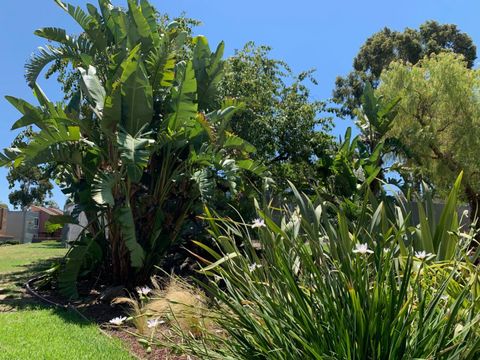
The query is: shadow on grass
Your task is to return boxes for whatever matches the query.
[29,241,66,249]
[0,257,63,312]
[0,256,124,328]
[0,258,101,328]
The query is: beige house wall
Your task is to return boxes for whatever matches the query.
[5,211,40,243]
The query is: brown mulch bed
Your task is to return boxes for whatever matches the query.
[109,327,190,360]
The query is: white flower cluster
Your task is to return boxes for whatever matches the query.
[137,286,152,297]
[352,243,373,255]
[414,250,434,260]
[252,218,266,228]
[147,318,165,328]
[109,316,127,326]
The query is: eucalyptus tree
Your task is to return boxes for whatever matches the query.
[1,0,263,297]
[334,21,477,118]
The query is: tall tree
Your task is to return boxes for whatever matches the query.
[376,52,480,223]
[334,21,477,117]
[220,43,334,191]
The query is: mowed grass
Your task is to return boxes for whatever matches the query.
[0,309,132,360]
[0,241,133,360]
[0,241,67,300]
[0,241,66,299]
[0,241,66,273]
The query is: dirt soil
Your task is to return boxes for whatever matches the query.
[110,327,190,360]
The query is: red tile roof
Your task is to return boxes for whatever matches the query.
[30,205,64,216]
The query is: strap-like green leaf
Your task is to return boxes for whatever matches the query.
[56,1,107,50]
[139,0,160,45]
[146,38,175,90]
[34,27,70,44]
[127,0,153,50]
[58,234,103,299]
[120,45,153,135]
[117,206,145,268]
[117,131,153,183]
[199,252,238,273]
[192,36,225,110]
[167,61,198,130]
[5,96,44,130]
[18,125,81,166]
[79,66,106,112]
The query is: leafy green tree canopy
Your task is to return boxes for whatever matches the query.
[334,21,477,117]
[376,52,480,219]
[220,43,334,191]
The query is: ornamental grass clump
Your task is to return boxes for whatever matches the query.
[162,181,480,359]
[112,277,213,338]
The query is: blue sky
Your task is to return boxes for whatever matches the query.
[0,0,479,208]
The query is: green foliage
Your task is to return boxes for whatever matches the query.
[58,235,103,299]
[2,0,264,296]
[164,182,480,359]
[41,21,335,195]
[376,52,480,220]
[44,221,63,234]
[220,43,334,191]
[334,21,477,117]
[399,173,470,260]
[6,127,54,210]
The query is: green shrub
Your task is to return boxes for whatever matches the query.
[162,181,480,359]
[44,221,62,235]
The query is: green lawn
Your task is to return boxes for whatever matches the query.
[0,241,66,273]
[0,241,67,302]
[0,241,133,360]
[0,310,132,359]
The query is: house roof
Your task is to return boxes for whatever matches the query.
[30,205,64,216]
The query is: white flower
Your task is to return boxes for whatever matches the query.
[414,250,434,260]
[251,218,266,228]
[352,243,373,255]
[147,318,165,328]
[137,286,152,296]
[109,316,127,326]
[248,263,262,273]
[291,214,301,223]
[319,235,329,244]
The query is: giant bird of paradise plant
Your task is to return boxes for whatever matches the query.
[1,0,265,298]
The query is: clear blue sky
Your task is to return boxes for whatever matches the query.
[1,0,479,208]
